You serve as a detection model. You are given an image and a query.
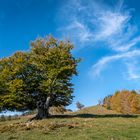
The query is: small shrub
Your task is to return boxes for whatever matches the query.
[76,101,85,110]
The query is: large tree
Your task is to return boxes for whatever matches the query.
[0,36,80,119]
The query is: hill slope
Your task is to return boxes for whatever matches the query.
[0,105,140,140]
[74,105,119,114]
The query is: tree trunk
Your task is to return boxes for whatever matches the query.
[30,96,51,120]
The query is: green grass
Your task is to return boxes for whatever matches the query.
[0,105,140,140]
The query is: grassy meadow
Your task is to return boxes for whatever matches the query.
[0,105,140,140]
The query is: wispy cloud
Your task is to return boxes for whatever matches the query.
[90,50,140,77]
[65,20,93,43]
[124,60,140,80]
[93,10,140,52]
[95,12,130,40]
[113,36,140,52]
[59,0,138,51]
[59,0,140,80]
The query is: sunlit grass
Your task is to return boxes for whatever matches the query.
[0,106,140,140]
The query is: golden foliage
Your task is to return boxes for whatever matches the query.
[103,90,140,114]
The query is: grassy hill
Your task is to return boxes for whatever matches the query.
[0,105,140,140]
[74,105,119,114]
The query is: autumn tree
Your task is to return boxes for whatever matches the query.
[131,94,140,114]
[0,36,80,120]
[103,90,140,114]
[103,95,112,109]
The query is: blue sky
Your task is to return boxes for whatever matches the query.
[1,0,140,110]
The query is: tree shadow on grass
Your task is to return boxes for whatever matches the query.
[49,114,139,119]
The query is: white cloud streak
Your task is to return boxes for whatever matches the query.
[95,12,130,40]
[59,0,140,80]
[91,50,140,77]
[60,0,138,51]
[65,20,93,43]
[124,60,140,80]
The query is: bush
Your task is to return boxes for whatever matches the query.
[76,101,85,110]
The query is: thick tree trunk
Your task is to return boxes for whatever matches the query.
[30,96,51,120]
[36,107,48,119]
